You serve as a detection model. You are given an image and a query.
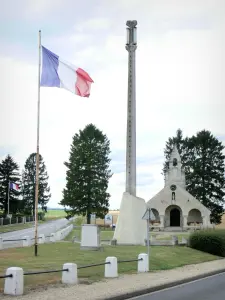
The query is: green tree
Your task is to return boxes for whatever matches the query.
[0,155,21,215]
[60,124,112,223]
[187,130,225,224]
[22,153,51,215]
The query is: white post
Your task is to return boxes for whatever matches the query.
[23,236,31,247]
[50,233,56,242]
[104,257,118,278]
[38,234,45,244]
[4,267,24,296]
[182,237,187,244]
[172,235,178,245]
[0,237,3,250]
[62,263,78,284]
[138,253,149,272]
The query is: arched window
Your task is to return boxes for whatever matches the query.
[173,158,177,166]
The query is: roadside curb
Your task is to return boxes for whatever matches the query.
[103,268,225,300]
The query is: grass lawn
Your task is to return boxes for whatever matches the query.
[44,209,66,220]
[65,227,190,243]
[65,227,114,242]
[0,242,219,292]
[0,223,35,234]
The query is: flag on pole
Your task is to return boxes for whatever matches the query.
[40,46,94,97]
[9,182,19,192]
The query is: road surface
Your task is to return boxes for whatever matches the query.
[0,218,72,249]
[130,272,225,300]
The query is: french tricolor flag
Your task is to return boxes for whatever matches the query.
[40,46,94,97]
[10,182,19,192]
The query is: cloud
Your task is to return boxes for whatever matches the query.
[1,0,225,209]
[75,18,112,32]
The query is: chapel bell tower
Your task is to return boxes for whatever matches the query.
[165,145,186,189]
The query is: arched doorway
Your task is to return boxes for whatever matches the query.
[170,208,180,226]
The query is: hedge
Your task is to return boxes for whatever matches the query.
[189,229,225,257]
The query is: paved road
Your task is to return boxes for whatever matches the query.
[0,218,72,249]
[130,272,225,300]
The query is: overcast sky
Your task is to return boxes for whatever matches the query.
[0,0,225,209]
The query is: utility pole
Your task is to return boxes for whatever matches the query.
[125,20,137,197]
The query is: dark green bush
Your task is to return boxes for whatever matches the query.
[189,229,225,257]
[38,211,45,221]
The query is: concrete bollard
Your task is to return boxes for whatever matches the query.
[22,236,31,247]
[4,267,24,296]
[182,237,187,244]
[172,235,178,245]
[104,257,118,278]
[138,253,149,272]
[0,237,3,250]
[62,263,78,284]
[50,233,56,243]
[38,234,45,244]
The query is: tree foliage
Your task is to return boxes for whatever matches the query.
[187,130,225,224]
[163,129,225,224]
[60,124,112,223]
[22,153,51,215]
[0,155,21,215]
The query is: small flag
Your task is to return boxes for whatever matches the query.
[10,182,19,192]
[40,46,94,97]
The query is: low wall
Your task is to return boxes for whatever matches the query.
[0,224,73,250]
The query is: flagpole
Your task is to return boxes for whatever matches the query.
[7,181,10,216]
[34,30,41,257]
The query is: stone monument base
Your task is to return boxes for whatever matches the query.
[80,224,101,250]
[113,192,147,245]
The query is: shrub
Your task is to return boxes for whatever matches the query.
[38,211,45,221]
[98,224,111,229]
[189,229,225,257]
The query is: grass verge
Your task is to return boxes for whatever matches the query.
[44,210,66,220]
[65,227,114,242]
[65,227,190,243]
[0,223,35,234]
[0,242,220,292]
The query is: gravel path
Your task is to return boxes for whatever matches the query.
[2,259,225,300]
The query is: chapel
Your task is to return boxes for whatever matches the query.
[147,145,213,231]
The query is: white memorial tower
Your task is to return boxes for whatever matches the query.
[113,21,146,245]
